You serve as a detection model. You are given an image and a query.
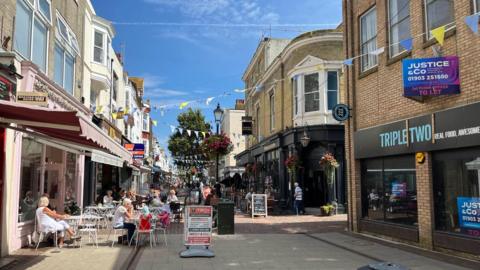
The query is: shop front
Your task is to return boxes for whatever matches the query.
[354,102,480,254]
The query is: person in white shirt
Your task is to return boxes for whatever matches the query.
[294,182,305,215]
[167,189,179,203]
[103,190,114,206]
[112,199,136,243]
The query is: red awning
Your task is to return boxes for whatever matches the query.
[0,100,132,163]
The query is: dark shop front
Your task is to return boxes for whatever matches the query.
[354,102,480,255]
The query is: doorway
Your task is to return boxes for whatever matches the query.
[303,170,328,207]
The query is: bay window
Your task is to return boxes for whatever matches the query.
[54,44,75,94]
[388,0,411,57]
[14,0,50,72]
[360,7,378,72]
[304,73,319,112]
[424,0,455,39]
[94,30,105,63]
[327,71,339,110]
[292,77,298,116]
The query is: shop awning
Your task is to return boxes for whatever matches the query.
[91,149,124,167]
[0,100,132,163]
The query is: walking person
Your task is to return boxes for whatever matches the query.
[294,182,305,215]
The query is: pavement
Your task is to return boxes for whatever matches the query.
[2,213,479,270]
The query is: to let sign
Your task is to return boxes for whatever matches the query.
[457,197,480,230]
[402,56,460,96]
[124,143,145,159]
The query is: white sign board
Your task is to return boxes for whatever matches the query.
[184,205,213,246]
[251,194,268,218]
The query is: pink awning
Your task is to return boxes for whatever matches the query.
[0,100,132,163]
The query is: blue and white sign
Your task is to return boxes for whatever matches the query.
[403,56,460,97]
[457,197,480,230]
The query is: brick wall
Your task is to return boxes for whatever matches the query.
[344,0,480,252]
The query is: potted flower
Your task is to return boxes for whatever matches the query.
[319,152,339,185]
[285,154,299,188]
[320,204,335,216]
[201,133,233,158]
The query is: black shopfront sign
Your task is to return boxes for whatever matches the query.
[354,102,480,158]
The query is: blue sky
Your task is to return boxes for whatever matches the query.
[91,0,342,150]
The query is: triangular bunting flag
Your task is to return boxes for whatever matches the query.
[152,120,157,127]
[187,130,192,136]
[399,38,413,51]
[194,131,199,137]
[179,102,189,110]
[431,25,446,46]
[170,125,176,133]
[206,97,215,105]
[343,58,354,66]
[465,14,479,35]
[179,128,184,134]
[124,107,129,114]
[111,112,117,119]
[202,131,206,138]
[234,89,246,93]
[371,47,385,55]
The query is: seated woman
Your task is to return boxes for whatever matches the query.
[103,190,114,206]
[112,198,136,244]
[36,196,79,248]
[166,189,179,204]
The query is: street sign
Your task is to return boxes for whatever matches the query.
[242,116,253,135]
[251,194,267,218]
[124,143,145,159]
[184,205,213,246]
[332,103,350,122]
[17,91,48,107]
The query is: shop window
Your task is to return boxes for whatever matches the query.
[143,112,148,131]
[361,155,417,226]
[327,71,339,110]
[424,0,455,39]
[64,152,78,214]
[360,7,378,72]
[388,0,411,57]
[18,138,43,223]
[433,148,480,238]
[304,73,319,112]
[475,0,480,13]
[54,43,75,94]
[14,0,50,72]
[265,150,279,198]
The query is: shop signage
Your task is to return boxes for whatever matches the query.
[251,194,267,218]
[16,91,48,106]
[354,102,480,158]
[402,56,460,96]
[332,103,350,122]
[242,116,253,135]
[184,206,213,246]
[124,143,145,159]
[457,197,480,230]
[0,76,14,101]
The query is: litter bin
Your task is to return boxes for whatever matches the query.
[217,200,234,235]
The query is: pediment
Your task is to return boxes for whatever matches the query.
[294,55,326,69]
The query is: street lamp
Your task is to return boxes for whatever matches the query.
[213,103,224,184]
[300,128,310,147]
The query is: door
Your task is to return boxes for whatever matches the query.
[0,128,5,255]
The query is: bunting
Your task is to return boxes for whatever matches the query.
[206,97,215,105]
[179,101,190,110]
[465,14,479,35]
[431,25,446,46]
[399,38,413,51]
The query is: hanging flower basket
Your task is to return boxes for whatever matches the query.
[320,152,339,185]
[201,133,233,158]
[284,155,299,173]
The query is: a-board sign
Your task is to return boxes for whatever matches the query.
[184,206,213,246]
[251,194,267,218]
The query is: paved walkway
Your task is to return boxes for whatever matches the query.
[2,214,479,270]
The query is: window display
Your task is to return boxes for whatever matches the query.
[433,148,480,238]
[362,155,417,226]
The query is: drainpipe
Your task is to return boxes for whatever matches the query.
[109,58,114,122]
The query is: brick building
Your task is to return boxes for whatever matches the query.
[343,0,480,257]
[236,29,346,209]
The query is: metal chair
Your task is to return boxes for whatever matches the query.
[34,216,58,251]
[78,215,99,248]
[129,214,155,249]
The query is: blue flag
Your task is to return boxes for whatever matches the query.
[465,14,479,34]
[399,38,413,51]
[343,58,354,66]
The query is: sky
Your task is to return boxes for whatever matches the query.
[91,0,342,152]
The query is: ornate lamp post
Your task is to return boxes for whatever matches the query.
[213,103,224,184]
[300,129,310,148]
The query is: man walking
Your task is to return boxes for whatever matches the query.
[294,182,305,215]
